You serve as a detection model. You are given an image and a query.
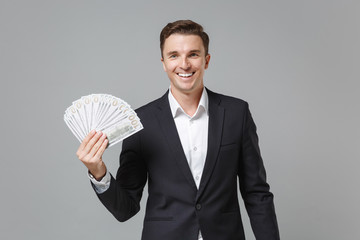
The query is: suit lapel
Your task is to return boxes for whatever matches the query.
[155,91,197,189]
[154,89,225,194]
[197,90,224,200]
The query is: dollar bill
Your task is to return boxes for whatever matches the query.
[64,94,143,147]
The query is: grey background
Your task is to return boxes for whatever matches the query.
[1,0,359,239]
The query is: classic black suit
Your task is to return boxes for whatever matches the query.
[95,89,280,240]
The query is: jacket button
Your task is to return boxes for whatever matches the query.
[196,204,202,210]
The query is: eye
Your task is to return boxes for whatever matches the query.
[189,53,199,57]
[169,54,177,59]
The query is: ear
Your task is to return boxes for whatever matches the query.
[204,54,211,69]
[161,57,166,71]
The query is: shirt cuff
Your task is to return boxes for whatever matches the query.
[88,170,111,194]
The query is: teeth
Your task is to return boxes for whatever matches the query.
[178,73,193,77]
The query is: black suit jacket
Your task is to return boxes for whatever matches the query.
[95,89,280,240]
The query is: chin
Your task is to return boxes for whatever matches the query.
[181,85,203,94]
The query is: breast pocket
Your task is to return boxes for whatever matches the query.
[220,142,238,151]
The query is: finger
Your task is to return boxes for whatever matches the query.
[84,131,103,153]
[78,130,96,152]
[89,133,107,157]
[95,137,108,159]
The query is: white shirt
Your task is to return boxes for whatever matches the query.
[90,88,209,239]
[167,88,208,189]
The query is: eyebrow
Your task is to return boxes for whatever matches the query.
[165,50,202,56]
[166,51,178,56]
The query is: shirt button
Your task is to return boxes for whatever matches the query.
[195,176,200,180]
[196,204,202,210]
[193,147,197,151]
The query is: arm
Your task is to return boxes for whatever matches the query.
[76,130,147,222]
[94,131,147,222]
[238,104,280,240]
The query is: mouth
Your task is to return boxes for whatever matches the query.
[177,72,194,78]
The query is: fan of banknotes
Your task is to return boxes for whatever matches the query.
[64,94,143,148]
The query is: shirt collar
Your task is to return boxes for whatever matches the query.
[168,87,209,119]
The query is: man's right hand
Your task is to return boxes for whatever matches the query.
[76,130,108,181]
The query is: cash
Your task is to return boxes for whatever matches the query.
[64,94,143,147]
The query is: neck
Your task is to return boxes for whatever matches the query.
[171,87,203,117]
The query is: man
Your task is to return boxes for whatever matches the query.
[76,20,280,240]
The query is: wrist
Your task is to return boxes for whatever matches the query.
[89,171,106,181]
[89,166,107,181]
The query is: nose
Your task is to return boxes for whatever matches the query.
[180,57,191,70]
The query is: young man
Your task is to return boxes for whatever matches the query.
[76,20,280,240]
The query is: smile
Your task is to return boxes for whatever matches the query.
[177,72,194,78]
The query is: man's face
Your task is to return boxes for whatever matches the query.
[161,34,210,97]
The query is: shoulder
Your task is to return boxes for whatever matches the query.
[134,91,168,116]
[206,88,249,109]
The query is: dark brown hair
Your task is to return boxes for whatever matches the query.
[160,20,209,58]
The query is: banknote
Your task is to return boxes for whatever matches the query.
[64,94,143,147]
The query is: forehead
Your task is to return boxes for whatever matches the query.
[163,34,205,53]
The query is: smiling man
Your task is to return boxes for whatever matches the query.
[161,33,210,117]
[76,20,280,240]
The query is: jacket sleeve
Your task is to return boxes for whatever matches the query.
[94,131,147,222]
[238,103,280,240]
